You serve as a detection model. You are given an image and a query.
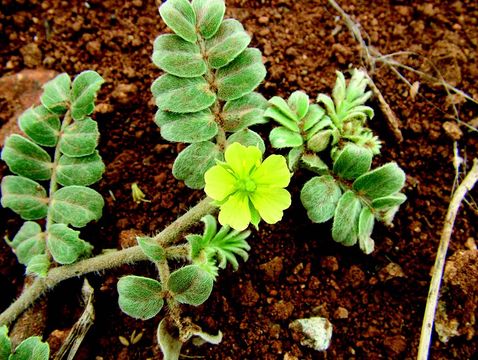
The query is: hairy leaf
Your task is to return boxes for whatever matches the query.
[358,207,375,254]
[287,146,303,172]
[300,153,328,174]
[47,224,92,264]
[205,19,250,68]
[353,162,406,199]
[159,0,197,43]
[49,186,104,227]
[1,176,48,220]
[152,74,216,113]
[264,106,299,132]
[269,126,303,149]
[0,325,11,360]
[332,190,362,246]
[301,175,342,223]
[226,129,265,153]
[26,254,50,277]
[117,275,164,320]
[168,265,214,306]
[222,92,268,132]
[157,319,182,360]
[56,151,105,186]
[192,0,225,39]
[288,91,309,120]
[1,134,52,180]
[18,106,60,147]
[333,143,372,180]
[302,104,326,132]
[371,193,407,209]
[8,221,45,265]
[59,118,99,157]
[152,34,206,77]
[306,130,332,152]
[70,71,104,121]
[216,48,266,101]
[40,73,71,114]
[159,110,218,143]
[172,141,222,189]
[9,336,49,360]
[137,237,166,262]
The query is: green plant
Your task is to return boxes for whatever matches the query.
[0,325,49,360]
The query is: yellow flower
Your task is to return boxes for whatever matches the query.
[204,143,292,230]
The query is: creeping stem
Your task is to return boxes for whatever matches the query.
[0,198,216,327]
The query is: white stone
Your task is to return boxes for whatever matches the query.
[289,317,333,351]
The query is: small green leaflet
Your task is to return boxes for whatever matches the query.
[287,91,309,120]
[159,110,218,143]
[40,73,71,114]
[26,254,50,277]
[269,127,303,148]
[47,224,92,264]
[332,190,362,246]
[333,143,372,180]
[159,0,197,43]
[18,105,60,147]
[226,129,265,154]
[300,153,328,174]
[59,117,99,157]
[358,207,375,254]
[56,151,105,186]
[168,265,214,306]
[1,176,48,220]
[70,71,104,121]
[7,221,45,266]
[49,186,104,227]
[192,0,225,39]
[353,162,406,199]
[157,319,183,360]
[9,336,50,360]
[371,193,407,210]
[117,275,164,320]
[222,92,268,132]
[0,326,11,360]
[137,237,166,262]
[301,175,342,223]
[1,135,52,181]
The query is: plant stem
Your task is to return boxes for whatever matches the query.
[0,197,216,327]
[417,159,478,360]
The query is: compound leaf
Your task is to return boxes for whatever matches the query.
[168,265,214,306]
[301,175,342,223]
[159,0,197,43]
[47,224,92,264]
[59,117,99,157]
[70,71,104,121]
[333,143,372,180]
[9,336,49,360]
[192,0,225,39]
[205,19,250,69]
[0,325,11,360]
[222,92,268,132]
[1,135,52,180]
[152,34,206,78]
[8,221,45,265]
[358,206,375,254]
[26,254,50,277]
[332,190,362,246]
[56,151,105,186]
[226,129,265,153]
[353,162,406,199]
[117,275,164,320]
[269,126,303,149]
[49,186,104,228]
[1,176,48,220]
[172,141,222,189]
[160,110,218,143]
[40,73,70,114]
[216,48,266,101]
[152,74,216,113]
[18,106,60,147]
[137,236,166,262]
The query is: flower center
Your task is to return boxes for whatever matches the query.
[238,178,257,193]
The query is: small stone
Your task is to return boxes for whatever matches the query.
[86,40,101,56]
[20,43,42,67]
[258,16,269,24]
[333,307,349,319]
[442,121,463,141]
[346,265,365,288]
[240,281,259,306]
[269,323,281,339]
[95,102,114,114]
[112,84,138,105]
[119,229,142,248]
[271,301,294,320]
[259,256,283,281]
[289,317,332,352]
[283,353,298,360]
[320,256,339,272]
[378,263,406,282]
[383,335,407,355]
[47,329,69,355]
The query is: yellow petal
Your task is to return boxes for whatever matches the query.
[250,187,291,224]
[225,142,262,178]
[252,154,291,187]
[218,192,251,231]
[204,165,236,201]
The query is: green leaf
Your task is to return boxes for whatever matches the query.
[216,48,266,101]
[208,230,250,271]
[157,319,183,360]
[1,176,48,220]
[18,105,60,147]
[56,151,105,186]
[226,129,265,154]
[205,19,251,69]
[8,222,45,266]
[26,254,50,277]
[371,193,407,209]
[222,92,268,132]
[9,336,49,360]
[47,224,92,264]
[172,141,222,189]
[264,106,299,132]
[268,96,298,121]
[159,0,196,43]
[117,275,164,320]
[353,162,406,199]
[301,175,342,223]
[287,146,303,172]
[159,110,218,143]
[269,126,303,149]
[152,34,206,78]
[168,265,214,306]
[40,73,70,114]
[137,237,166,262]
[59,118,99,157]
[70,70,104,121]
[288,91,309,120]
[0,326,11,360]
[192,0,225,39]
[302,104,326,132]
[332,190,362,246]
[1,135,52,180]
[49,186,104,227]
[300,153,328,174]
[358,207,375,254]
[306,130,332,152]
[333,143,372,180]
[152,74,216,113]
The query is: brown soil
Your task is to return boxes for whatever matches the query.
[1,0,477,359]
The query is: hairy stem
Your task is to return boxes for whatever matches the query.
[0,198,216,327]
[417,159,478,360]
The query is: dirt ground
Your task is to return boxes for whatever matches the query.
[1,0,477,359]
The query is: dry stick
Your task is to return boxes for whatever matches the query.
[0,197,216,327]
[417,159,478,360]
